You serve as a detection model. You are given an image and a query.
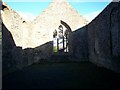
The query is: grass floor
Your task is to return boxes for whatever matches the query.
[3,62,120,89]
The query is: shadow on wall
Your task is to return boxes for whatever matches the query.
[2,2,120,76]
[2,22,89,76]
[2,23,23,76]
[2,23,54,76]
[72,26,88,61]
[87,2,120,73]
[23,41,53,64]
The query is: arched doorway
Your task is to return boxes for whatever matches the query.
[53,20,72,54]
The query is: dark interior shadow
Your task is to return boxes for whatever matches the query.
[2,23,23,76]
[2,23,120,89]
[2,1,120,89]
[72,26,88,61]
[2,22,89,76]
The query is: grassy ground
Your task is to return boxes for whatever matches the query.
[2,62,120,89]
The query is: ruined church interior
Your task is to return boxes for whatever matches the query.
[1,0,120,89]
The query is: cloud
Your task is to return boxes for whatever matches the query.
[84,10,101,22]
[17,11,36,21]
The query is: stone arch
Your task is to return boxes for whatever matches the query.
[60,20,72,32]
[61,20,73,54]
[53,20,72,54]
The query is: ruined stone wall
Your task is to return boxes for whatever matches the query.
[23,41,53,64]
[72,2,120,73]
[1,1,88,49]
[2,0,89,75]
[2,23,24,76]
[2,1,120,75]
[72,26,88,61]
[87,2,120,73]
[2,23,37,76]
[1,2,33,49]
[0,1,2,88]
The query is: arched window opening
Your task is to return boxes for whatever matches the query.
[53,24,70,53]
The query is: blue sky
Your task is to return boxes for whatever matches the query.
[2,0,111,21]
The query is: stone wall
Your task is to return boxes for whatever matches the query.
[2,23,23,76]
[87,2,120,73]
[70,2,120,73]
[2,1,89,76]
[2,24,53,76]
[0,31,1,89]
[72,26,88,61]
[1,1,88,49]
[23,41,53,64]
[2,1,120,75]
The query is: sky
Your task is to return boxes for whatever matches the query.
[2,0,112,21]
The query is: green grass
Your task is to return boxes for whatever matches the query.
[53,46,58,52]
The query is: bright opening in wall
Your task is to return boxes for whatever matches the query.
[53,24,69,53]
